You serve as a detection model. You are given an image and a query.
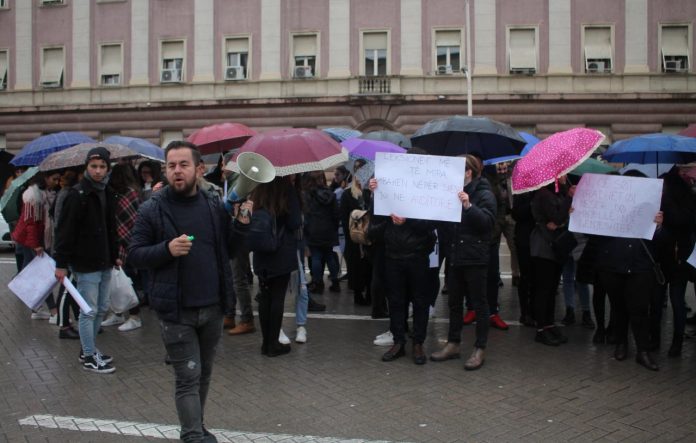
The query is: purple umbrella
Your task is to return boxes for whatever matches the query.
[341,138,406,160]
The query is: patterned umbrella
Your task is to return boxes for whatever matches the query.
[227,128,348,176]
[360,130,412,148]
[39,143,141,171]
[103,136,164,162]
[511,128,606,194]
[186,123,257,155]
[323,128,362,143]
[11,132,95,166]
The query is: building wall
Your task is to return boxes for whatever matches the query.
[93,0,131,86]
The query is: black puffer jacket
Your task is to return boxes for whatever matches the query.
[127,187,245,322]
[304,187,340,248]
[594,236,655,275]
[369,214,435,260]
[447,177,497,267]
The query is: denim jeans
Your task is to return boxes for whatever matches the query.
[160,305,223,443]
[562,258,590,311]
[295,249,309,326]
[309,246,339,285]
[74,269,112,356]
[229,249,253,322]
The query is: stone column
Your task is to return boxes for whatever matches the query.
[130,0,150,85]
[548,0,572,74]
[193,0,215,82]
[624,0,649,73]
[473,0,496,75]
[259,0,281,80]
[14,0,32,90]
[328,0,350,78]
[72,0,91,88]
[400,0,422,76]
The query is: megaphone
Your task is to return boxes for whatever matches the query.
[226,151,276,202]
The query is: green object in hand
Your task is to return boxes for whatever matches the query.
[187,235,195,241]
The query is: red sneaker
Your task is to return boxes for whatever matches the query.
[462,310,476,325]
[489,314,509,330]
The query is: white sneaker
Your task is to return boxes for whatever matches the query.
[48,314,59,325]
[429,306,436,319]
[101,313,125,326]
[279,329,291,345]
[30,310,51,320]
[118,317,142,332]
[295,326,307,344]
[373,331,394,346]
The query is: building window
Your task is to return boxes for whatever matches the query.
[0,0,8,9]
[583,26,612,73]
[41,47,64,88]
[224,37,248,80]
[161,40,184,83]
[661,25,690,73]
[508,28,537,75]
[435,30,461,74]
[161,130,183,149]
[292,34,317,78]
[0,50,7,91]
[40,0,65,5]
[363,32,388,77]
[99,43,122,86]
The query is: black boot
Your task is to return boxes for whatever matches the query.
[668,337,683,358]
[581,310,595,329]
[635,351,659,371]
[329,279,341,293]
[562,307,575,326]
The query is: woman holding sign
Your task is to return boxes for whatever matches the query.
[430,155,497,370]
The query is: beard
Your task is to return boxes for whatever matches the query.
[171,176,197,196]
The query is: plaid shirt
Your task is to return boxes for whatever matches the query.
[115,189,140,263]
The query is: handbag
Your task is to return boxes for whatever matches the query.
[109,268,139,313]
[551,229,578,263]
[640,240,666,285]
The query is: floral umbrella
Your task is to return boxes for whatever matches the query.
[227,128,348,176]
[511,128,606,194]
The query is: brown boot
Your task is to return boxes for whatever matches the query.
[430,342,461,362]
[228,321,256,335]
[464,348,485,371]
[223,316,236,330]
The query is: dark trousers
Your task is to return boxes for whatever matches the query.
[448,265,489,348]
[57,272,79,328]
[385,256,430,345]
[532,257,563,328]
[257,274,291,352]
[370,244,388,317]
[160,305,223,443]
[229,249,254,322]
[599,271,654,351]
[592,277,611,332]
[486,242,500,315]
[668,271,689,347]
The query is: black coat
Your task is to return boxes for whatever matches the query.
[656,168,696,279]
[304,187,340,248]
[530,184,572,261]
[53,178,118,272]
[369,213,436,261]
[447,177,497,267]
[593,236,655,275]
[127,187,244,322]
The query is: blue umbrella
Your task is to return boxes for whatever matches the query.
[483,132,540,165]
[103,135,165,162]
[602,133,696,164]
[322,128,362,143]
[11,132,95,166]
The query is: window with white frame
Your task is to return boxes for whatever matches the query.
[41,0,65,5]
[435,30,461,74]
[293,34,317,78]
[161,130,183,150]
[661,25,690,73]
[363,32,387,77]
[224,37,248,80]
[100,44,122,86]
[0,50,7,91]
[584,26,612,73]
[161,41,184,83]
[41,47,64,88]
[0,0,7,9]
[508,28,537,74]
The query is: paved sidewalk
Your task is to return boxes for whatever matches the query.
[1,255,696,442]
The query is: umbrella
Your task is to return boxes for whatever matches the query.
[619,163,675,179]
[38,143,142,171]
[103,136,164,162]
[0,150,15,198]
[360,130,412,148]
[678,124,696,138]
[342,138,407,160]
[411,115,526,159]
[10,132,95,167]
[483,132,540,165]
[186,123,257,155]
[511,128,606,194]
[0,167,39,223]
[568,157,617,176]
[602,133,696,164]
[323,128,362,143]
[227,128,348,176]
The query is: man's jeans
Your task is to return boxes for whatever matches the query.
[309,246,339,285]
[160,305,223,443]
[74,269,112,356]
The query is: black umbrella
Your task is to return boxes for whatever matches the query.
[411,115,526,159]
[360,130,412,148]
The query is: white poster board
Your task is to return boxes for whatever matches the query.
[569,174,663,240]
[8,254,58,310]
[374,152,466,222]
[687,245,696,269]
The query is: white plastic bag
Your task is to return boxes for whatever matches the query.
[110,268,139,313]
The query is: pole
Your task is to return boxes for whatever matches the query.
[465,0,473,116]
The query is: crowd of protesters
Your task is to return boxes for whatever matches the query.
[5,140,696,442]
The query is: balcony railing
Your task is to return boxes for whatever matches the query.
[358,76,391,94]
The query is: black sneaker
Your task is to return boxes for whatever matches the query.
[82,355,115,374]
[307,297,326,312]
[79,350,113,364]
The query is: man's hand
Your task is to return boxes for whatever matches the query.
[55,268,67,282]
[169,234,193,257]
[34,246,44,257]
[390,214,406,225]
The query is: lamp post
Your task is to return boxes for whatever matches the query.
[465,0,472,116]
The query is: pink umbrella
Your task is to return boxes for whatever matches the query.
[228,128,348,176]
[511,128,605,194]
[679,124,696,138]
[186,122,257,155]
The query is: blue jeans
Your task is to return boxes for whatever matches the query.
[295,249,309,326]
[160,305,223,443]
[309,246,339,285]
[74,269,112,356]
[562,258,590,311]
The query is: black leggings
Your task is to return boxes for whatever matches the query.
[532,257,563,328]
[57,273,79,328]
[599,270,654,351]
[257,274,291,352]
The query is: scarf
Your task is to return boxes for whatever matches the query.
[84,170,110,190]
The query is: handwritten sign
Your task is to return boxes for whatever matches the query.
[374,152,465,222]
[569,174,663,240]
[687,245,696,269]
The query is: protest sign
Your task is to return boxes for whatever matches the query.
[8,254,58,310]
[569,173,663,240]
[374,152,465,222]
[687,245,696,269]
